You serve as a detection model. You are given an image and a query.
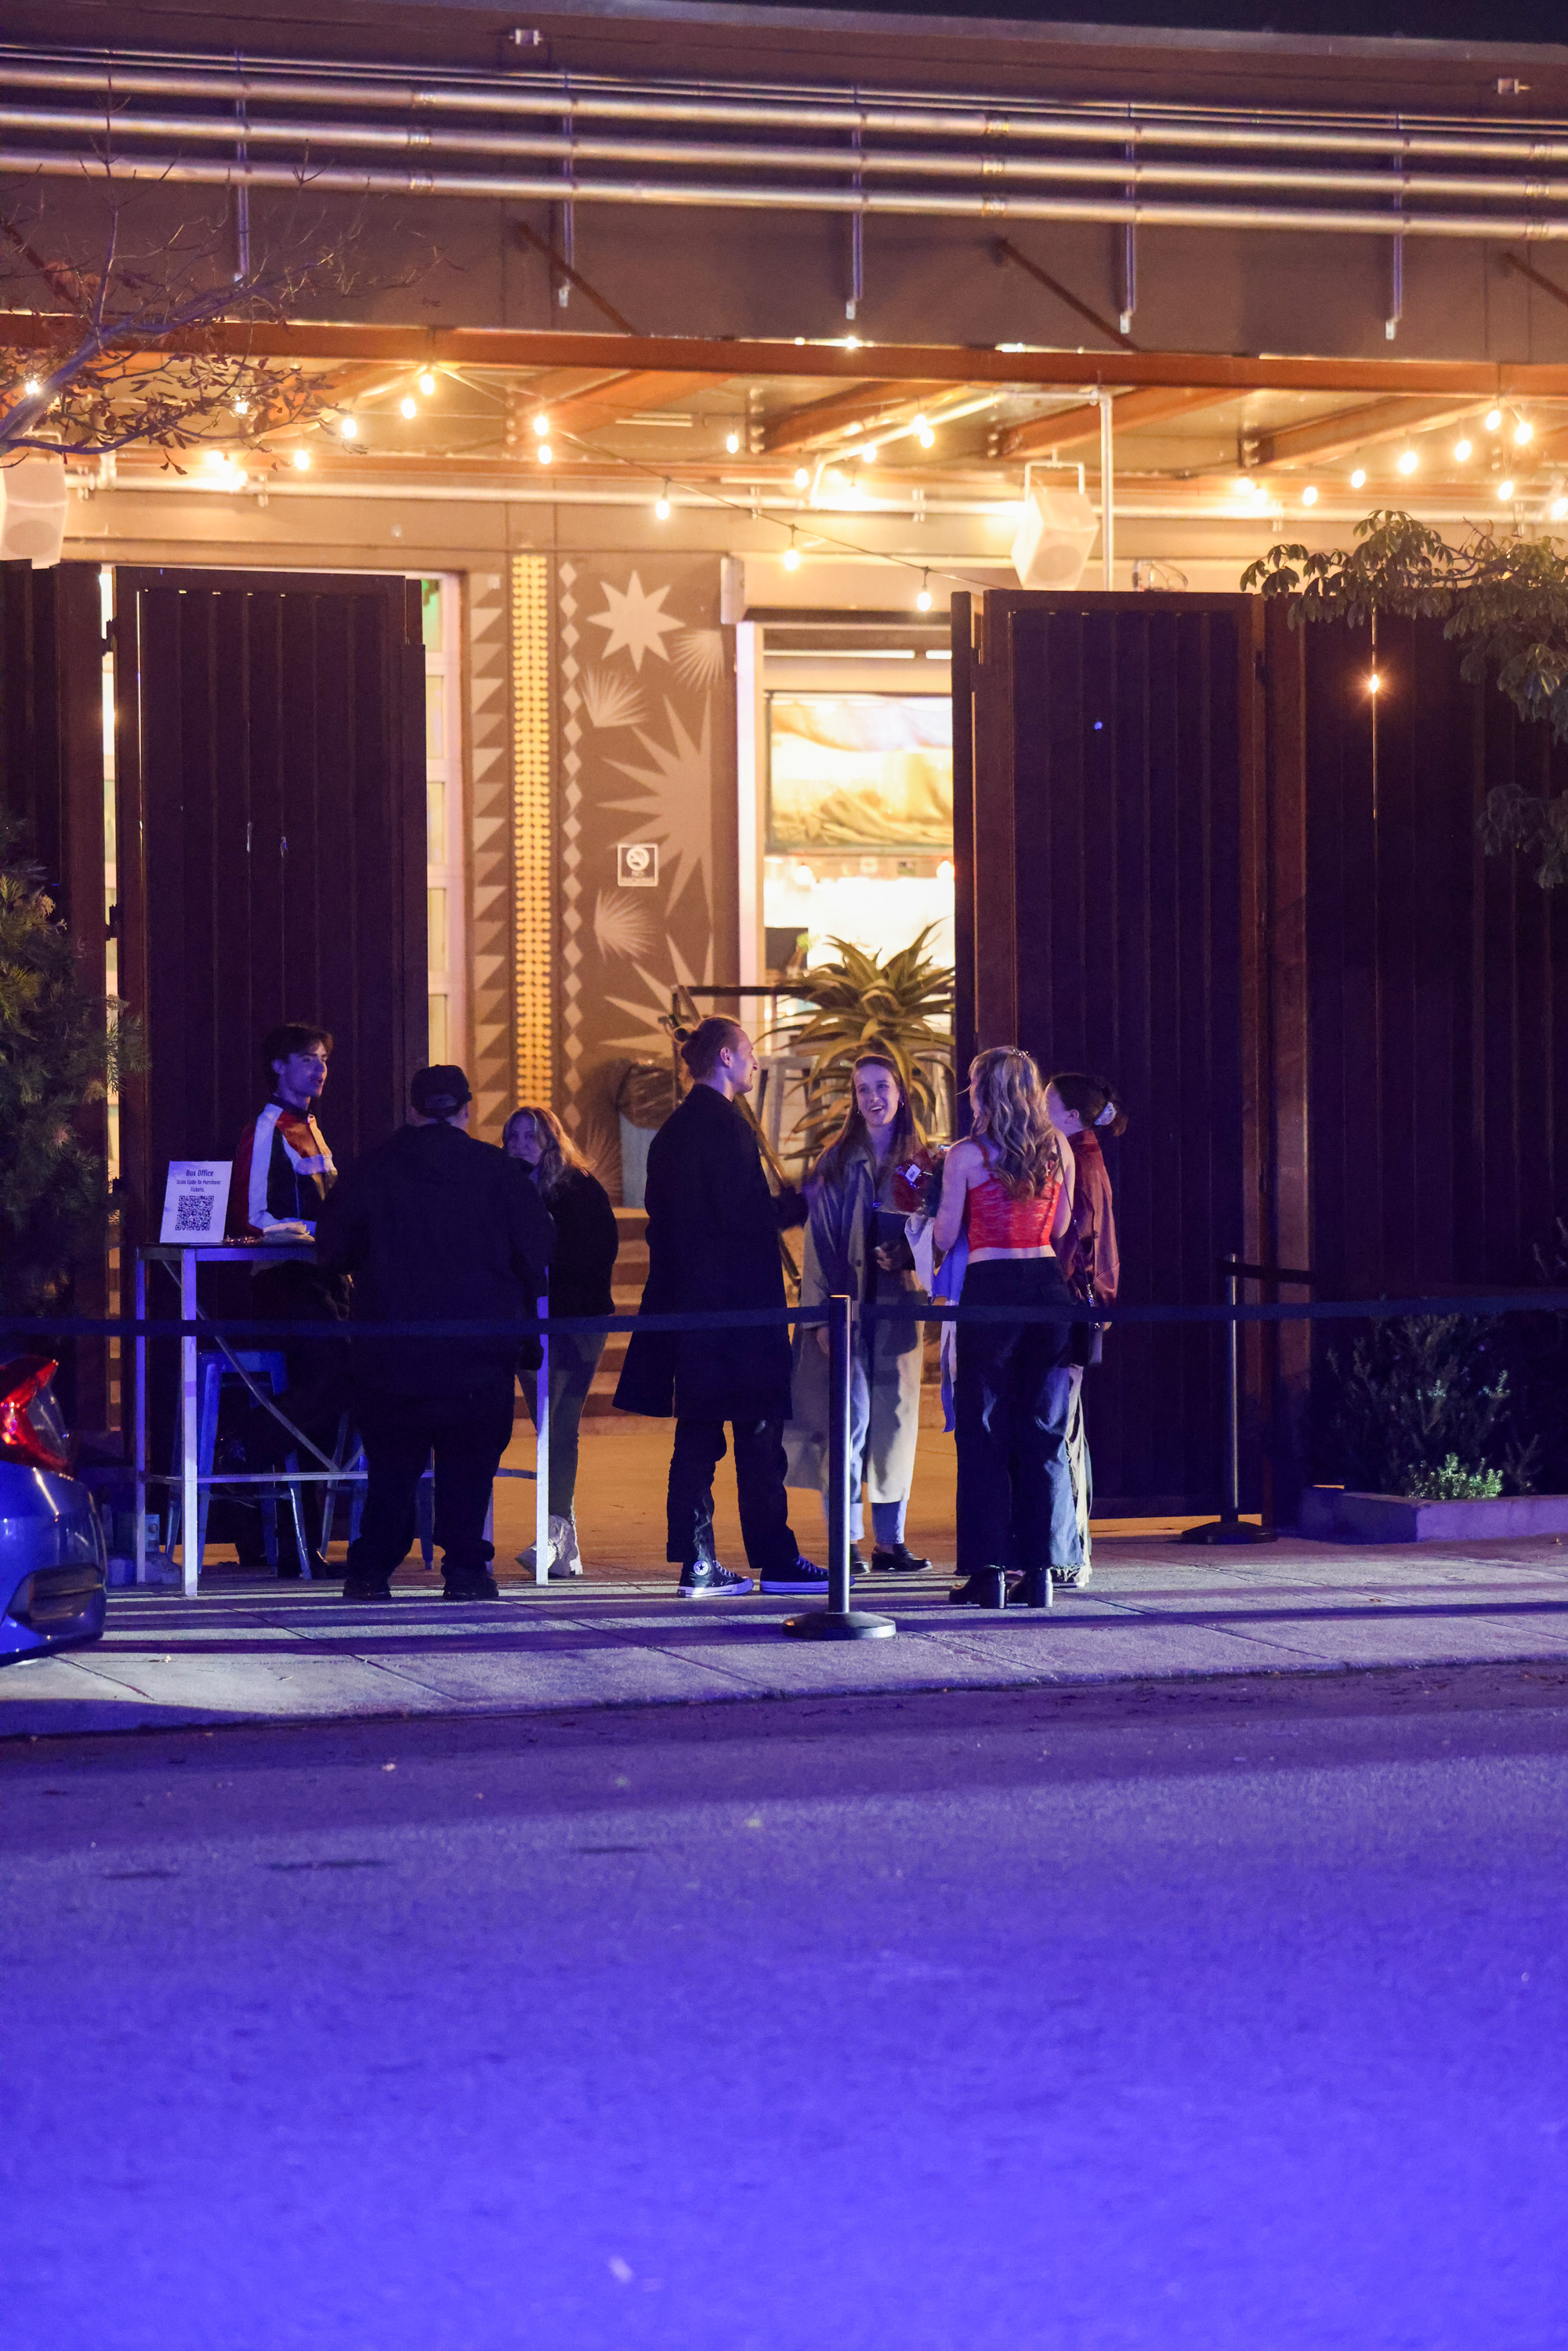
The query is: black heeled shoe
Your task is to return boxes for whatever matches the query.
[948,1568,1009,1609]
[1015,1567,1053,1609]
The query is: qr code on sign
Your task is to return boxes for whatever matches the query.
[175,1191,219,1235]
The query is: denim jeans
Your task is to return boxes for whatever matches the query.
[954,1258,1084,1575]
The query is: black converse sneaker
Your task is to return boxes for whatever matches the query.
[759,1556,831,1596]
[676,1559,754,1599]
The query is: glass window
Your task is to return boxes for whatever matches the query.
[421,578,444,650]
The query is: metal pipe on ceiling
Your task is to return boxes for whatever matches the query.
[9,46,1568,170]
[7,143,1568,241]
[6,100,1568,210]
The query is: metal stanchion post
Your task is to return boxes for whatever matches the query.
[133,1251,147,1583]
[1182,1251,1276,1546]
[784,1293,895,1642]
[180,1246,200,1596]
[533,1289,550,1586]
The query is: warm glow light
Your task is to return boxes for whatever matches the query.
[725,430,741,454]
[913,414,929,432]
[1368,672,1382,694]
[1500,478,1516,499]
[1302,484,1319,505]
[1351,467,1367,488]
[782,538,802,571]
[203,448,227,469]
[918,426,936,449]
[937,858,955,882]
[655,483,671,519]
[532,412,549,437]
[1486,407,1504,431]
[793,465,809,488]
[1454,439,1472,462]
[232,397,249,417]
[1234,476,1252,497]
[400,395,418,419]
[792,862,815,886]
[22,376,39,395]
[1397,448,1418,475]
[1515,418,1534,444]
[1553,497,1568,522]
[537,442,552,465]
[291,449,310,471]
[418,370,436,397]
[862,443,878,463]
[340,417,358,440]
[916,574,933,610]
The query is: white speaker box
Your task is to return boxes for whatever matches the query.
[1010,484,1100,591]
[0,452,68,567]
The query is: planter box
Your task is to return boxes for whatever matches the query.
[1299,1487,1568,1543]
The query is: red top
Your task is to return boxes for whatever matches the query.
[1057,1128,1120,1305]
[967,1162,1061,1250]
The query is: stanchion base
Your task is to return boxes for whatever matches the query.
[782,1607,897,1641]
[1179,1519,1277,1545]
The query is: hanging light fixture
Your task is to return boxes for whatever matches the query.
[916,571,932,610]
[537,442,552,465]
[399,395,417,419]
[532,412,550,437]
[1454,438,1473,462]
[1350,467,1367,489]
[418,370,437,397]
[1397,448,1418,475]
[1486,407,1504,432]
[782,528,801,572]
[1302,484,1319,506]
[655,480,672,520]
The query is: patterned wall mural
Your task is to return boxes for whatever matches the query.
[553,551,738,1194]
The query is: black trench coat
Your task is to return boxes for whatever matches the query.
[614,1083,803,1423]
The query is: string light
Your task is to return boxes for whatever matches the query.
[1515,418,1534,445]
[917,415,936,449]
[399,395,417,419]
[339,416,358,440]
[537,442,552,465]
[1499,478,1515,500]
[655,480,671,519]
[232,397,249,417]
[782,528,801,572]
[532,412,550,437]
[916,570,932,610]
[418,370,437,397]
[1350,467,1367,488]
[1454,438,1472,462]
[793,465,809,489]
[1368,672,1382,694]
[725,430,741,454]
[1486,406,1504,431]
[1397,448,1418,475]
[862,443,879,463]
[1552,497,1568,522]
[291,449,310,470]
[1302,484,1319,506]
[22,376,39,394]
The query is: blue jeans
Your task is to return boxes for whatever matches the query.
[954,1259,1084,1575]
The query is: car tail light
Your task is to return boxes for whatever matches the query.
[0,1357,71,1474]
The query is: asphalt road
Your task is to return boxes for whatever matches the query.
[4,1664,1566,2351]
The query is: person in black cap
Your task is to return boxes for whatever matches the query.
[317,1064,554,1602]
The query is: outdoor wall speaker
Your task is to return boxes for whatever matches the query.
[1010,484,1100,591]
[0,453,68,568]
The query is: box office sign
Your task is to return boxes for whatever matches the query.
[617,842,659,888]
[160,1161,233,1244]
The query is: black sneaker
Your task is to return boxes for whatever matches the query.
[871,1543,931,1574]
[849,1544,867,1576]
[677,1559,754,1598]
[342,1577,393,1603]
[948,1570,1009,1609]
[442,1571,500,1603]
[1052,1563,1092,1587]
[760,1556,831,1596]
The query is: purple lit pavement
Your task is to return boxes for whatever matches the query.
[4,1665,1566,2349]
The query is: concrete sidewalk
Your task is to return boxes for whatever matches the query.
[8,1535,1568,1737]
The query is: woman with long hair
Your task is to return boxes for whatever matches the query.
[785,1052,935,1573]
[932,1045,1081,1608]
[504,1104,618,1577]
[1045,1070,1127,1587]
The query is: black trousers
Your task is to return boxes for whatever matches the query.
[666,1416,799,1575]
[346,1375,516,1585]
[954,1258,1081,1576]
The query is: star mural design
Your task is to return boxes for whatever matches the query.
[586,571,683,672]
[605,699,713,912]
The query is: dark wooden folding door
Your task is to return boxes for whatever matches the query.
[112,569,427,1237]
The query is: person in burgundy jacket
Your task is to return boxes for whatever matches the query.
[1045,1071,1127,1587]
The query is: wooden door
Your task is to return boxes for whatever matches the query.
[112,568,427,1237]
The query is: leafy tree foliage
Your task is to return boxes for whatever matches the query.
[765,925,954,1168]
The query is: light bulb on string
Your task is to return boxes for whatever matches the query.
[1454,439,1472,462]
[339,416,358,440]
[232,397,249,418]
[418,370,436,397]
[1302,484,1319,506]
[1368,672,1382,695]
[655,480,671,520]
[725,430,741,455]
[1350,467,1367,488]
[1515,418,1534,445]
[1499,478,1515,500]
[782,529,801,573]
[400,395,417,420]
[1552,498,1568,522]
[532,412,550,437]
[793,466,809,489]
[1397,448,1418,475]
[1486,407,1504,431]
[22,376,39,396]
[916,571,932,611]
[537,442,552,465]
[292,449,310,471]
[862,443,878,463]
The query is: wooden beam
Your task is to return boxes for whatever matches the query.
[760,379,955,455]
[15,312,1568,400]
[543,370,731,435]
[1001,386,1236,459]
[1253,396,1488,469]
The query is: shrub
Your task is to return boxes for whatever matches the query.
[1318,1313,1533,1497]
[1404,1455,1505,1502]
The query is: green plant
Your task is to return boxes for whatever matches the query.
[0,813,140,1313]
[762,925,954,1168]
[1242,510,1568,884]
[1317,1312,1534,1497]
[1405,1455,1504,1502]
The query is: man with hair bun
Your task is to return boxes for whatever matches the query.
[615,1016,827,1599]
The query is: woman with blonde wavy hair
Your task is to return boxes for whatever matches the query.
[931,1045,1081,1608]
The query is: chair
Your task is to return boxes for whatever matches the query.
[165,1349,315,1578]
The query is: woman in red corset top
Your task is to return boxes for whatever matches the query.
[932,1045,1081,1609]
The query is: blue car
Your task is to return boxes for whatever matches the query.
[0,1355,107,1668]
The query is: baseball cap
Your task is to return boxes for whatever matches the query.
[411,1064,473,1118]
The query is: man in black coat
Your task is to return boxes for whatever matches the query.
[317,1064,554,1603]
[615,1017,827,1599]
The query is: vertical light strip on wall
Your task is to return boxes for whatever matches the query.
[511,553,553,1102]
[423,575,465,1069]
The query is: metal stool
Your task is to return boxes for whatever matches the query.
[165,1349,315,1578]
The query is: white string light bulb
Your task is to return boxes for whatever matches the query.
[1486,407,1503,431]
[916,571,932,611]
[1302,484,1319,505]
[533,413,550,437]
[1499,478,1515,500]
[340,417,358,440]
[1552,497,1568,521]
[655,481,672,520]
[793,465,809,489]
[1351,467,1367,488]
[292,449,310,471]
[418,371,436,397]
[232,397,249,418]
[782,530,801,572]
[400,395,417,419]
[725,430,741,455]
[537,442,552,465]
[1454,439,1472,462]
[1397,448,1418,475]
[1515,418,1534,445]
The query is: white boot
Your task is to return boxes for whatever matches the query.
[547,1512,583,1578]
